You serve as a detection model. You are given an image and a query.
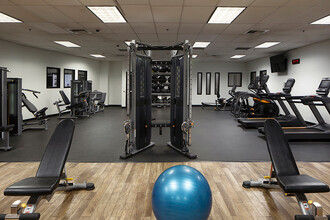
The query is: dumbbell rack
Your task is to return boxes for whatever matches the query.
[151,61,171,107]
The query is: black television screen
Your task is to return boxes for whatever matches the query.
[270,54,287,73]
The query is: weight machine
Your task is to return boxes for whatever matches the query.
[120,40,196,159]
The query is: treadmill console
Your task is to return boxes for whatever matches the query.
[316,78,330,96]
[282,78,295,94]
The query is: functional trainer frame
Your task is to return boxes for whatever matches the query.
[120,40,196,159]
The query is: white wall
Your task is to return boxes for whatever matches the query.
[0,39,101,119]
[108,61,123,105]
[191,61,248,105]
[247,39,330,123]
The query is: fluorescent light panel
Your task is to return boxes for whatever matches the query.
[231,55,245,59]
[125,41,131,46]
[192,55,198,58]
[54,41,80,47]
[255,42,280,48]
[193,42,210,48]
[90,54,105,58]
[0,12,22,23]
[88,6,126,23]
[311,15,330,24]
[208,7,245,24]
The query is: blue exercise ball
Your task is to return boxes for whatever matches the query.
[152,165,212,220]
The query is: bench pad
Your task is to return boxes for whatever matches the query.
[4,177,59,196]
[278,174,330,193]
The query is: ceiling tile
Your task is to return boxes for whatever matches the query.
[234,7,278,24]
[0,5,46,22]
[179,23,204,34]
[0,0,15,5]
[217,0,254,7]
[27,22,68,33]
[106,23,134,33]
[221,24,254,35]
[184,0,218,6]
[181,7,214,23]
[115,33,139,41]
[116,0,149,4]
[138,33,158,42]
[155,23,179,34]
[56,22,84,30]
[44,0,81,6]
[252,0,289,6]
[9,0,48,5]
[152,6,182,22]
[158,34,177,42]
[150,0,183,6]
[196,34,218,41]
[79,22,113,33]
[177,34,197,42]
[200,24,228,34]
[55,6,100,23]
[78,0,116,5]
[130,23,156,34]
[284,0,323,6]
[260,6,312,24]
[121,5,153,22]
[23,6,73,22]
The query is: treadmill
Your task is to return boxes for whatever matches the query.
[238,78,306,128]
[259,77,330,140]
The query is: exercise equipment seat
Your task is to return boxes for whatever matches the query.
[4,119,75,197]
[22,96,47,119]
[264,119,329,194]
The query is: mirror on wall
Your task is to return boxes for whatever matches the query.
[197,72,202,95]
[206,72,211,95]
[78,70,87,81]
[228,72,242,87]
[215,72,220,95]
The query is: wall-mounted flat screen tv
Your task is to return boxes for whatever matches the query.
[270,54,287,73]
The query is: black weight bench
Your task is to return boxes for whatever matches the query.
[0,119,94,220]
[21,95,48,131]
[243,119,329,220]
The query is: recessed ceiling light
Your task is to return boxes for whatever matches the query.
[125,41,131,46]
[193,42,210,48]
[208,7,245,24]
[311,15,330,24]
[231,55,245,59]
[0,12,22,23]
[192,55,198,58]
[54,41,80,47]
[87,6,126,23]
[90,54,105,58]
[255,42,280,48]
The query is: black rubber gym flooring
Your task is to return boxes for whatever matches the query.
[0,107,329,162]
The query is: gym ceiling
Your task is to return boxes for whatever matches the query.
[0,0,329,62]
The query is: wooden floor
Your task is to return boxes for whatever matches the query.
[0,162,329,220]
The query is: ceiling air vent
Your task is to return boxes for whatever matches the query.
[245,30,269,34]
[235,47,251,50]
[68,29,91,34]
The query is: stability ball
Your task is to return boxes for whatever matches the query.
[152,165,212,220]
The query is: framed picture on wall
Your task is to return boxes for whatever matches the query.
[250,71,256,83]
[228,72,242,87]
[206,72,211,95]
[46,67,60,88]
[78,70,87,81]
[197,72,202,95]
[215,72,220,95]
[64,69,75,88]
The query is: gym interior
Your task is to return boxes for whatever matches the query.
[0,1,329,219]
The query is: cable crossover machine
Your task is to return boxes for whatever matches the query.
[120,40,197,159]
